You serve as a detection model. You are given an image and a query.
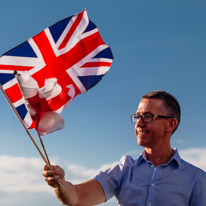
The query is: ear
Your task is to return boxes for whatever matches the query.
[166,118,178,133]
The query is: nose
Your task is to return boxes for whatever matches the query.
[135,117,145,136]
[135,116,145,127]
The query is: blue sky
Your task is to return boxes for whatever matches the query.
[0,0,206,205]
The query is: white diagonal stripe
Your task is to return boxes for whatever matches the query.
[2,78,17,90]
[66,44,109,93]
[0,55,38,66]
[27,38,46,75]
[76,66,110,76]
[56,15,77,48]
[13,98,25,107]
[86,58,113,63]
[57,11,90,55]
[68,44,109,71]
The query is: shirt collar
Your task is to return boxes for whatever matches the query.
[170,148,182,168]
[136,148,182,168]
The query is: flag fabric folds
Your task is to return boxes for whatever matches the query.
[0,9,113,135]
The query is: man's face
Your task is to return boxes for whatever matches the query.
[135,98,169,148]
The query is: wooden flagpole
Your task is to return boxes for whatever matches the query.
[37,131,52,169]
[0,83,49,166]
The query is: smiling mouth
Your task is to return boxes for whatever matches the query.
[138,131,149,135]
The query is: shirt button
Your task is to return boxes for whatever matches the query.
[152,183,155,187]
[151,165,154,168]
[148,203,151,206]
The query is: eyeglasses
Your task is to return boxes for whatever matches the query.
[131,112,173,123]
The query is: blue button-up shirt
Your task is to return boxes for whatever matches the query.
[93,149,206,206]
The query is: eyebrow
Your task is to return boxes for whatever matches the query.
[136,111,151,115]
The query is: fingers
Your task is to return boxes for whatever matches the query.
[43,164,51,171]
[43,165,65,176]
[43,165,65,188]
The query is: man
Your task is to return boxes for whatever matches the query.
[43,90,206,205]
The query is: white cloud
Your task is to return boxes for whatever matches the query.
[0,155,117,193]
[179,147,206,171]
[0,155,117,205]
[65,162,118,184]
[0,155,50,193]
[0,147,205,205]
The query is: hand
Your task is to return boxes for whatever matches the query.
[43,165,65,188]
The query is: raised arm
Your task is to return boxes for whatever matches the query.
[43,165,105,206]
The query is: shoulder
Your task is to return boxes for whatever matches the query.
[173,149,206,176]
[119,155,137,168]
[98,155,138,174]
[180,158,206,179]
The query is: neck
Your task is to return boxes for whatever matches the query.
[144,146,173,167]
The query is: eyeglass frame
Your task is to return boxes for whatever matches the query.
[131,112,174,123]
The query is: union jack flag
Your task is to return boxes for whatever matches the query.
[0,9,113,131]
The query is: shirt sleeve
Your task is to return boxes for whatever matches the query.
[92,155,130,201]
[190,170,206,206]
